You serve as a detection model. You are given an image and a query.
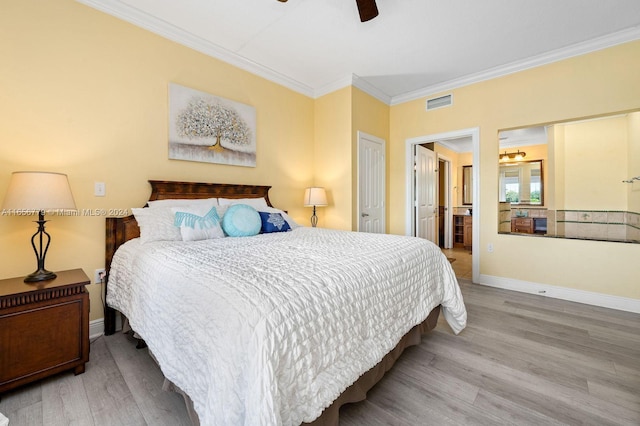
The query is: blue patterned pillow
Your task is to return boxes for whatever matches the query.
[259,212,291,233]
[221,204,261,237]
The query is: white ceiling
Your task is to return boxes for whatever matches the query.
[78,0,640,104]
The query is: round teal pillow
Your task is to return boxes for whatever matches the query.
[221,204,262,237]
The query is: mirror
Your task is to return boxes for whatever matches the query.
[462,165,472,205]
[499,160,543,205]
[497,109,640,243]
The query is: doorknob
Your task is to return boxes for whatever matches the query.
[361,213,369,217]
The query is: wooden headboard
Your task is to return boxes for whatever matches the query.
[103,180,272,334]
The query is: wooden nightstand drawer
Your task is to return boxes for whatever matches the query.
[0,269,90,394]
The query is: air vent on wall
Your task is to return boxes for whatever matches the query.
[425,94,453,111]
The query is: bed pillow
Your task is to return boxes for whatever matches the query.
[172,204,225,241]
[259,211,291,233]
[132,207,182,243]
[256,206,299,229]
[147,197,219,208]
[218,197,269,209]
[221,204,261,237]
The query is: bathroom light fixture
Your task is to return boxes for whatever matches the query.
[499,150,526,162]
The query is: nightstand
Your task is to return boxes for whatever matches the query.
[0,269,90,394]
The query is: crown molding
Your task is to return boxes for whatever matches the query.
[313,74,392,105]
[390,26,640,106]
[316,26,640,104]
[313,75,354,99]
[76,0,315,98]
[349,75,392,105]
[437,138,472,153]
[76,1,640,106]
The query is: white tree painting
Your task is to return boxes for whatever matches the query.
[169,83,257,167]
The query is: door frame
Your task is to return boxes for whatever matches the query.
[405,127,480,283]
[437,153,453,249]
[357,131,386,232]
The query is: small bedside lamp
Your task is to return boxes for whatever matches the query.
[2,171,76,282]
[303,187,327,227]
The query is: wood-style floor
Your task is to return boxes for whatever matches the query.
[1,279,639,425]
[442,246,472,280]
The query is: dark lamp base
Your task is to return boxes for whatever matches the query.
[24,269,57,283]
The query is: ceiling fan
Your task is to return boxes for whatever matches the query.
[277,0,379,22]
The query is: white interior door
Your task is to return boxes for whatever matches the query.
[358,132,385,233]
[415,144,437,243]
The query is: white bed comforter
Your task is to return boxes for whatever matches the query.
[107,227,466,426]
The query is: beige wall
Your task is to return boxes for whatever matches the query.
[351,88,390,230]
[1,0,315,320]
[314,87,352,230]
[627,112,640,213]
[389,40,640,300]
[549,113,639,212]
[313,87,390,231]
[2,0,639,320]
[559,116,629,210]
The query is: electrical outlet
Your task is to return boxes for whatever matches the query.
[94,268,106,284]
[487,243,494,253]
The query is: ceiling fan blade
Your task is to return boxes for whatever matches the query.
[355,0,378,22]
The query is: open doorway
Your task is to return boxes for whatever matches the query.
[405,128,480,283]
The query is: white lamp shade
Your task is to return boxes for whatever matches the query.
[3,171,76,212]
[303,187,328,207]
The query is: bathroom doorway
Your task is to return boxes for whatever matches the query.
[405,127,480,283]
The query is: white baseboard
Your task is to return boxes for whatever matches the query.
[478,274,640,314]
[89,319,104,340]
[89,314,123,340]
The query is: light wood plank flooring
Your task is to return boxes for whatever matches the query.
[442,246,472,280]
[1,280,638,425]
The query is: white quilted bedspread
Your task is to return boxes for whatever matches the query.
[107,227,466,426]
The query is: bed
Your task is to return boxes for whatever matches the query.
[104,180,467,426]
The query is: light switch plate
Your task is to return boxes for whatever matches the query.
[94,182,106,197]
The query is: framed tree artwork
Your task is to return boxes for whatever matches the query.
[168,83,257,167]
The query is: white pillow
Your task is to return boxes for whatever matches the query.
[147,197,218,208]
[132,207,181,243]
[172,204,225,241]
[218,197,269,209]
[256,206,299,229]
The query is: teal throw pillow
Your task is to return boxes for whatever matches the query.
[221,204,261,237]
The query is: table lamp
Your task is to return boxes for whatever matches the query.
[303,187,327,227]
[2,171,76,282]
